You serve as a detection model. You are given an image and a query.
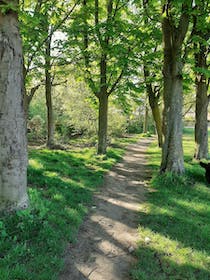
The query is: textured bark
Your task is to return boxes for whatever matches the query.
[0,10,29,211]
[160,9,191,174]
[45,35,54,148]
[194,44,209,159]
[161,64,184,173]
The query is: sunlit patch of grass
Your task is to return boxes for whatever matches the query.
[0,135,139,280]
[132,129,210,280]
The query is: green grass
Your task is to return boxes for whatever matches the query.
[0,136,139,280]
[132,128,210,280]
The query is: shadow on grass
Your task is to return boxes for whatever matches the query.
[0,147,124,280]
[132,246,210,280]
[134,170,210,279]
[133,131,210,279]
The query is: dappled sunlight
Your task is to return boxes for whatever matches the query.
[52,193,65,202]
[29,159,43,170]
[43,171,59,178]
[96,194,142,212]
[134,129,210,279]
[173,198,210,216]
[136,226,210,272]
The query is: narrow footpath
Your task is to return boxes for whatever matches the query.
[59,138,153,280]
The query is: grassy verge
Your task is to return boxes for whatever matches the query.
[0,135,140,280]
[132,128,210,280]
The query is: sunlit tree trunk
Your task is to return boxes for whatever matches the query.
[160,4,191,173]
[0,6,29,211]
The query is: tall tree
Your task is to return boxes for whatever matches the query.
[193,0,210,159]
[66,0,133,154]
[160,0,192,173]
[0,0,29,211]
[134,0,163,147]
[144,66,163,147]
[20,0,78,147]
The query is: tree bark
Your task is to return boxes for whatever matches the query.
[143,101,149,133]
[45,35,54,148]
[0,8,29,211]
[144,67,163,147]
[194,44,209,159]
[151,102,163,147]
[161,63,184,173]
[98,93,109,154]
[160,10,190,174]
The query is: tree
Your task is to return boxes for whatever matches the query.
[160,0,192,173]
[132,0,163,146]
[66,0,133,154]
[0,1,29,211]
[193,1,210,159]
[20,0,78,147]
[144,66,163,147]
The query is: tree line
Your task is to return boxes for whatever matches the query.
[0,0,209,211]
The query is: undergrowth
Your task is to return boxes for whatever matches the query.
[132,128,210,280]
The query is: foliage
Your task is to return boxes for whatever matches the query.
[0,136,140,280]
[132,128,210,279]
[28,74,147,142]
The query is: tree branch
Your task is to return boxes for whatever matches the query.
[25,0,79,75]
[107,68,124,96]
[175,2,192,47]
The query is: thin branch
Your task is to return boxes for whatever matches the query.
[108,68,124,96]
[25,0,79,75]
[175,2,192,47]
[183,103,194,117]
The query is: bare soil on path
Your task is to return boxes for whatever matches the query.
[59,138,153,280]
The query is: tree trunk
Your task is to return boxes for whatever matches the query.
[194,45,209,159]
[144,66,163,147]
[97,93,109,154]
[161,67,184,173]
[160,14,190,174]
[143,101,149,133]
[45,35,54,148]
[151,103,163,147]
[0,9,29,211]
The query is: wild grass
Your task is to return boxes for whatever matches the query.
[132,128,210,280]
[0,136,139,280]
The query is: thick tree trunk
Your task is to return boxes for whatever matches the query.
[161,70,184,173]
[194,46,209,159]
[160,15,189,174]
[45,36,54,148]
[0,10,29,211]
[98,93,109,154]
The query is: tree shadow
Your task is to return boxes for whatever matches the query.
[132,246,210,280]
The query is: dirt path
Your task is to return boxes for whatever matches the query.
[59,138,152,280]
